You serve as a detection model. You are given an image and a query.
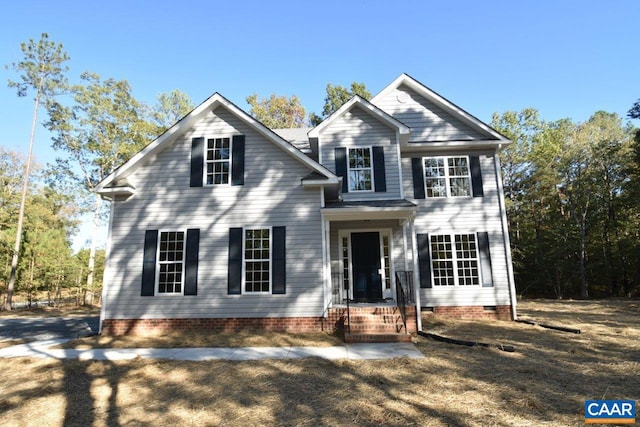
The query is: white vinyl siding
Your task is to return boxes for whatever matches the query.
[374,84,490,142]
[401,153,512,307]
[103,106,324,320]
[318,107,401,201]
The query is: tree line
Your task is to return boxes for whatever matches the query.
[2,33,638,309]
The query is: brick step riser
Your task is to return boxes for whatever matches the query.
[344,308,399,316]
[345,325,405,333]
[347,315,402,324]
[344,333,412,343]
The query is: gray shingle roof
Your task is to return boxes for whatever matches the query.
[273,128,312,152]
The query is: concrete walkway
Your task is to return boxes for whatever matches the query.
[0,339,424,361]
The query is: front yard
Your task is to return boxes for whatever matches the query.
[0,300,638,426]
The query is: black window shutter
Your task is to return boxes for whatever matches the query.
[190,137,204,187]
[184,229,200,295]
[272,226,286,294]
[228,228,243,294]
[417,233,432,288]
[412,158,425,199]
[470,156,484,197]
[477,232,494,287]
[372,146,386,192]
[141,230,158,296]
[231,135,245,186]
[335,147,348,193]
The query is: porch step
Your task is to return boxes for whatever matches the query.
[342,306,410,343]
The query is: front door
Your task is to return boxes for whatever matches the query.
[351,232,383,302]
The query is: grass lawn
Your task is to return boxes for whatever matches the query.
[0,300,638,426]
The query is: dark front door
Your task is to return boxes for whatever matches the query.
[351,232,383,302]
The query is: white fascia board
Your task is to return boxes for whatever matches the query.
[371,73,510,143]
[322,206,417,221]
[95,93,224,192]
[216,97,337,180]
[308,96,410,138]
[400,139,511,153]
[302,178,341,188]
[95,186,135,197]
[96,92,337,192]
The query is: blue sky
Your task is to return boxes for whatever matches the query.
[1,0,638,248]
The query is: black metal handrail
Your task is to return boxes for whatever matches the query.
[331,272,351,335]
[395,271,414,333]
[395,272,407,333]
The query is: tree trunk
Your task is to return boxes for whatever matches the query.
[579,212,588,299]
[5,94,41,311]
[84,194,102,306]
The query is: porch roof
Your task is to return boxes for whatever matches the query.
[322,199,417,221]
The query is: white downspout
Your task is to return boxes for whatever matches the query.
[98,198,116,334]
[410,216,422,331]
[494,153,518,320]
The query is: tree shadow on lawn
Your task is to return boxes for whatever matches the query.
[1,300,638,426]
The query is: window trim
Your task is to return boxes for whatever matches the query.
[347,146,374,192]
[203,136,233,186]
[155,229,186,296]
[422,155,472,198]
[242,226,273,294]
[429,232,481,287]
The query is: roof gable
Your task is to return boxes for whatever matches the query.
[308,95,410,142]
[371,73,510,146]
[96,93,336,193]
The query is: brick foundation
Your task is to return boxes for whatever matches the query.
[101,306,418,336]
[421,305,513,321]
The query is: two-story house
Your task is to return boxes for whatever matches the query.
[95,74,517,341]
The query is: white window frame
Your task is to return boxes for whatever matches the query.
[204,136,232,186]
[155,230,186,296]
[430,233,480,287]
[242,226,272,294]
[347,146,374,192]
[423,155,472,198]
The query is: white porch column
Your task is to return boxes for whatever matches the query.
[409,216,422,331]
[322,218,332,314]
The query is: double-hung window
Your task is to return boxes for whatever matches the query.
[244,228,271,293]
[348,147,373,191]
[157,231,185,294]
[205,137,231,185]
[423,156,471,197]
[430,233,480,286]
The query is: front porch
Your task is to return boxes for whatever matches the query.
[328,271,417,342]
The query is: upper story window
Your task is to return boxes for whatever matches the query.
[348,147,373,191]
[190,135,244,188]
[423,156,471,198]
[157,231,185,294]
[206,137,231,185]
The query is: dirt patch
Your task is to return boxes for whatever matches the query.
[1,300,638,426]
